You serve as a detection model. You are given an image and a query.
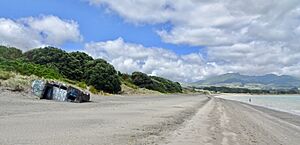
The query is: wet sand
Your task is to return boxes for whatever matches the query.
[0,90,300,145]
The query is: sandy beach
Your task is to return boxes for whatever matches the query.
[0,90,300,145]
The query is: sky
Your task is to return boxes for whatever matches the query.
[0,0,300,82]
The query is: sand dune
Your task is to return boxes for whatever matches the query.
[0,90,300,145]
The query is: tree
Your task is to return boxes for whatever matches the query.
[69,51,94,81]
[131,72,153,86]
[84,59,121,93]
[24,47,122,94]
[131,72,182,93]
[151,76,182,93]
[0,46,23,60]
[24,47,86,81]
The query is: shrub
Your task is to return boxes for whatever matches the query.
[0,74,36,92]
[89,86,98,94]
[0,70,14,80]
[151,76,182,93]
[119,73,139,89]
[77,82,87,89]
[0,59,63,80]
[131,72,153,87]
[62,78,77,85]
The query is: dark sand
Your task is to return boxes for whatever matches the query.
[0,90,300,145]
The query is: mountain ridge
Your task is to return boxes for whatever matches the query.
[192,73,300,89]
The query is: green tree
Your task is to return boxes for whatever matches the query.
[85,59,121,93]
[131,72,153,86]
[151,76,182,93]
[23,47,122,93]
[0,46,23,60]
[24,47,83,81]
[131,72,182,93]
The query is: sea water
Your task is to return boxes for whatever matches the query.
[219,95,300,116]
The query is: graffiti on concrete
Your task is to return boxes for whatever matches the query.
[31,80,90,103]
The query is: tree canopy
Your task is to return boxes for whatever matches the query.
[24,47,83,81]
[85,59,121,93]
[131,71,182,93]
[23,47,121,93]
[1,46,182,94]
[0,46,23,60]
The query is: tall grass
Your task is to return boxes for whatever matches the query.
[0,70,38,92]
[0,70,14,80]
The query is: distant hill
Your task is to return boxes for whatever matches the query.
[192,73,300,89]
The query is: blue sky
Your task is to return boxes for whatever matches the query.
[0,0,203,54]
[1,0,300,82]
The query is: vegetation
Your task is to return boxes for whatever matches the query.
[151,76,182,93]
[76,82,87,89]
[0,46,22,60]
[120,83,162,95]
[0,70,38,92]
[89,86,98,94]
[0,45,182,94]
[0,69,14,80]
[118,72,182,93]
[84,59,121,93]
[130,71,182,93]
[24,47,84,81]
[0,58,63,80]
[23,47,121,93]
[119,73,139,89]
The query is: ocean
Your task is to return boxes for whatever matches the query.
[219,95,300,116]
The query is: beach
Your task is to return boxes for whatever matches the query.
[218,94,300,116]
[1,90,300,145]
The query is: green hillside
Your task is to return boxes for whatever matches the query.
[0,46,182,94]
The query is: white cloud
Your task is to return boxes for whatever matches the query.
[88,0,300,79]
[0,15,82,51]
[88,0,300,46]
[157,27,238,46]
[85,38,300,82]
[85,38,222,82]
[207,41,300,77]
[0,18,42,50]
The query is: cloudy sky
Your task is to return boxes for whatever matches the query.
[1,0,300,82]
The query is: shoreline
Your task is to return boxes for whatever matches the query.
[240,100,300,126]
[216,93,300,117]
[217,96,300,125]
[217,92,300,96]
[161,96,300,145]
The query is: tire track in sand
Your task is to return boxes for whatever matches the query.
[217,99,238,145]
[160,97,216,145]
[161,98,239,145]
